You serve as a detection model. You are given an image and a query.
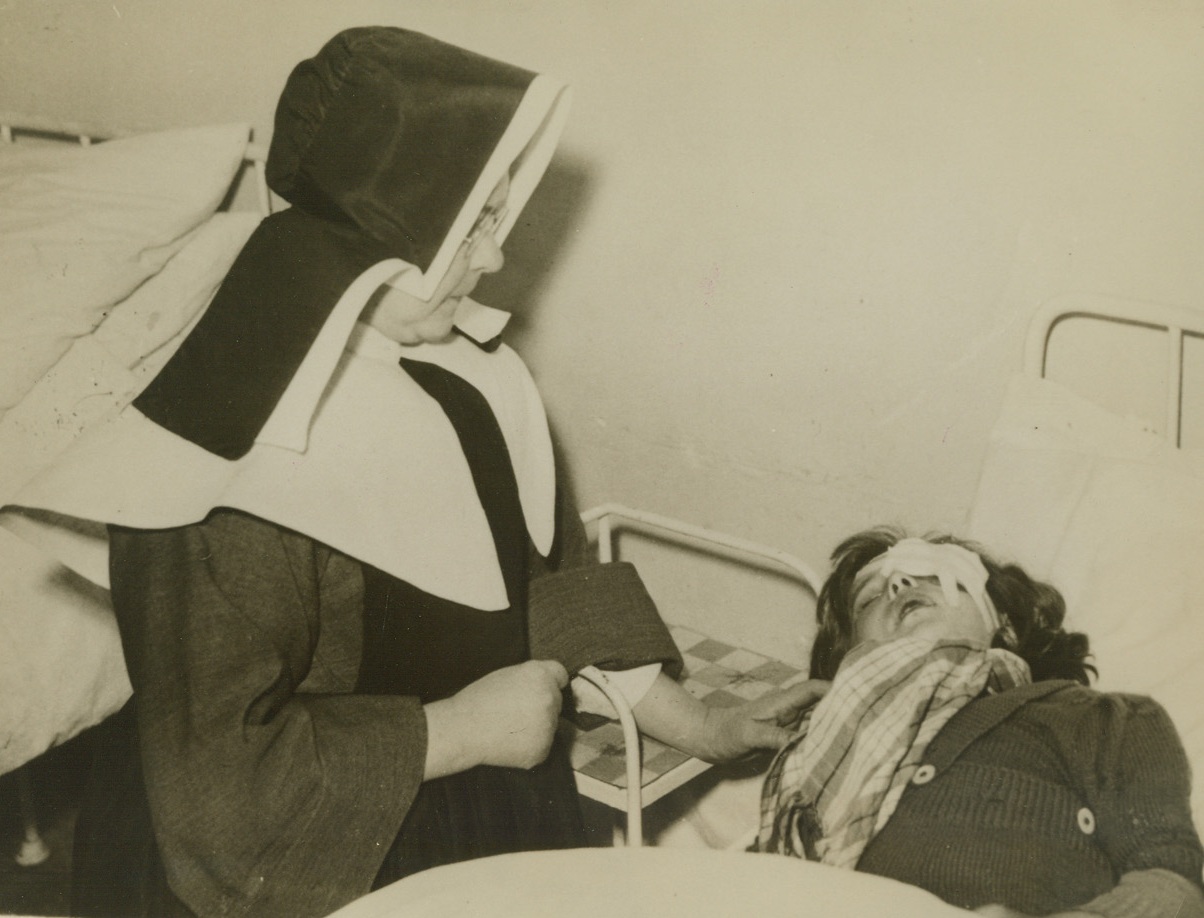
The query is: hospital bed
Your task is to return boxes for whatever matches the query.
[324,301,1204,918]
[0,119,1201,914]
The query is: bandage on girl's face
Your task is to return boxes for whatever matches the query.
[848,539,1001,649]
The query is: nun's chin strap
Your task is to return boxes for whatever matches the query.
[452,298,511,351]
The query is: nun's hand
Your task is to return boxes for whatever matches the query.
[701,679,831,762]
[424,660,569,778]
[632,671,829,763]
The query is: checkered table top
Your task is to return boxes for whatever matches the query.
[562,625,805,790]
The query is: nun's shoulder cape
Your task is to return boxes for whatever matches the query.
[1,26,572,612]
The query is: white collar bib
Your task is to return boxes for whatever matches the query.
[4,320,555,611]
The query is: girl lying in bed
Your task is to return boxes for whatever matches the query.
[756,527,1204,918]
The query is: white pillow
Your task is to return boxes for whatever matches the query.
[967,375,1171,579]
[0,211,260,505]
[0,123,250,413]
[968,374,1204,828]
[0,525,130,777]
[97,210,263,377]
[0,211,259,774]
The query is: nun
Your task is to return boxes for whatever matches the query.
[2,27,824,918]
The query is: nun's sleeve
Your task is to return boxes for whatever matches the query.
[526,469,682,683]
[108,509,423,918]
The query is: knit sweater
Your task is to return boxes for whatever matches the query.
[855,681,1204,915]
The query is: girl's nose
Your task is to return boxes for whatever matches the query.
[887,572,917,598]
[469,232,505,274]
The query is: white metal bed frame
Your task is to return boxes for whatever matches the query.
[0,112,274,216]
[575,504,822,847]
[1024,292,1204,447]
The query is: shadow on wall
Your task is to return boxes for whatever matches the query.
[473,152,595,346]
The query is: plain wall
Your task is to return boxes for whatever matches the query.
[3,0,1203,589]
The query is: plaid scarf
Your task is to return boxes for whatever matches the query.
[756,637,1030,868]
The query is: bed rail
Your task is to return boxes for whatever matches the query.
[0,113,272,216]
[575,504,820,846]
[1024,293,1204,448]
[582,503,823,592]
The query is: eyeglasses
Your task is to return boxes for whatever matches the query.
[463,203,509,250]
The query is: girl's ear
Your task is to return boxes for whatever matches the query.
[991,617,1019,652]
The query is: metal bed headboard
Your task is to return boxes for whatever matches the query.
[0,112,273,217]
[1023,293,1204,448]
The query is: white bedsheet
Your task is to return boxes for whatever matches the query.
[325,847,969,918]
[0,211,259,774]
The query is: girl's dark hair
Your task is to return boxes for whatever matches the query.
[808,526,1095,685]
